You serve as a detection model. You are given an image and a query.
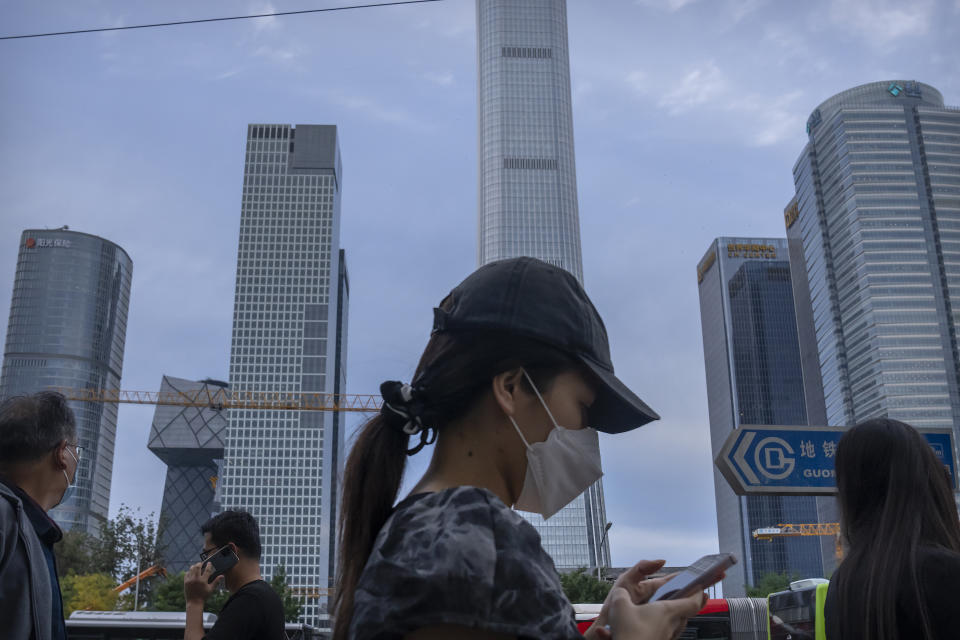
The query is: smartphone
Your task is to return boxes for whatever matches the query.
[202,545,239,584]
[650,553,737,601]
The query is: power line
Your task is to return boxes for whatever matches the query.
[0,0,444,41]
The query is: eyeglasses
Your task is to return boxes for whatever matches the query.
[59,442,83,462]
[199,545,223,562]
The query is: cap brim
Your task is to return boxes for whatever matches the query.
[579,356,660,434]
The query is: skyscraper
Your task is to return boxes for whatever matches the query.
[476,0,607,570]
[477,0,583,280]
[219,124,349,625]
[788,82,960,494]
[147,376,228,574]
[697,237,824,596]
[1,228,132,536]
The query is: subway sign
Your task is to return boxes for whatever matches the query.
[717,425,956,495]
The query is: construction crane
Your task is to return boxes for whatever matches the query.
[753,523,843,560]
[114,565,167,593]
[55,387,382,413]
[52,387,359,603]
[289,586,335,600]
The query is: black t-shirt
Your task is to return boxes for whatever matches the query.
[204,579,286,640]
[349,486,581,640]
[824,545,960,640]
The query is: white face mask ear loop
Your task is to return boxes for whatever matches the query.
[508,415,532,449]
[520,368,559,427]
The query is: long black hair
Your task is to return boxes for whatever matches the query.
[831,418,960,640]
[331,325,576,639]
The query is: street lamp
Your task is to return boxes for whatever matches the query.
[133,546,142,611]
[597,522,613,581]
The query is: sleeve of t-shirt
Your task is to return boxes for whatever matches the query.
[203,592,263,640]
[350,488,546,639]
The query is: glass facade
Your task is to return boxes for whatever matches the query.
[219,124,348,626]
[476,0,583,279]
[697,237,825,596]
[147,376,228,574]
[1,229,131,536]
[788,82,960,484]
[476,0,607,570]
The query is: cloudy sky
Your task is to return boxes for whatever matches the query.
[1,0,957,568]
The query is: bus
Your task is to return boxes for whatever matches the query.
[766,578,829,640]
[65,610,326,639]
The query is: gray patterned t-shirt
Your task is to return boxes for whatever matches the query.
[349,486,582,639]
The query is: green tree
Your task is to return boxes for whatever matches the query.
[150,571,188,612]
[61,573,119,617]
[56,529,99,576]
[559,568,612,604]
[55,504,166,609]
[746,571,799,598]
[269,564,303,622]
[96,505,165,583]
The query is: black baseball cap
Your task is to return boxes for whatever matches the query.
[432,257,659,433]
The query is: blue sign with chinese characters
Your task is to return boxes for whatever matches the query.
[716,425,957,495]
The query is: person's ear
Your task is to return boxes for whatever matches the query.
[53,440,69,472]
[228,542,241,558]
[491,368,526,418]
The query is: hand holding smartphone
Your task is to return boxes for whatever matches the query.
[649,553,737,602]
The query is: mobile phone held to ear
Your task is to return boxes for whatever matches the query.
[202,546,239,584]
[650,553,737,602]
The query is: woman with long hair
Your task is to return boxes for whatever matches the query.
[333,257,707,640]
[825,417,960,639]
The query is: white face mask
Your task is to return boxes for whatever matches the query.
[508,369,603,520]
[57,447,79,507]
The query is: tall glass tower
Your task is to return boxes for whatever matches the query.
[477,0,583,279]
[697,237,824,596]
[0,228,132,536]
[220,124,349,626]
[476,0,607,570]
[788,82,960,494]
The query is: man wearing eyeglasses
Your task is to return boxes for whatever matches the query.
[0,391,80,640]
[183,510,285,640]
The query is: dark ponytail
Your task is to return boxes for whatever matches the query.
[332,329,575,638]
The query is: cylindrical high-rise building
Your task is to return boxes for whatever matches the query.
[476,0,608,571]
[1,228,132,535]
[477,0,583,281]
[788,81,960,499]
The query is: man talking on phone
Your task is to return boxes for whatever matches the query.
[183,510,285,640]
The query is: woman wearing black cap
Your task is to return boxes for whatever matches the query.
[333,258,706,640]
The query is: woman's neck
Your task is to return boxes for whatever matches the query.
[409,410,524,508]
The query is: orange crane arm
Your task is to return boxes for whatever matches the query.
[54,387,382,412]
[753,523,840,540]
[114,565,167,593]
[752,523,844,560]
[288,586,335,599]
